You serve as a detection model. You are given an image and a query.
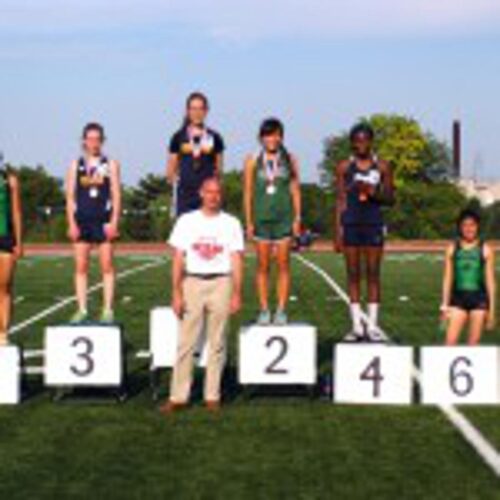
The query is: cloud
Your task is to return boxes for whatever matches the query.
[1,0,500,41]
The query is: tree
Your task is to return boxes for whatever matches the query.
[385,181,469,239]
[7,164,65,241]
[121,174,172,241]
[222,170,244,220]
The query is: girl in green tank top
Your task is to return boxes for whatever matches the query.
[441,209,496,346]
[244,118,302,326]
[0,153,24,346]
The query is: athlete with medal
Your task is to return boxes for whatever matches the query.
[244,118,302,326]
[335,123,394,342]
[167,92,225,216]
[66,123,122,324]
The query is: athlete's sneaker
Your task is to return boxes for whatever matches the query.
[366,327,388,343]
[99,309,115,324]
[342,330,365,343]
[69,310,88,324]
[257,310,272,326]
[273,309,288,326]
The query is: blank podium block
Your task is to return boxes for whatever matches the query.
[45,325,123,387]
[421,346,500,405]
[239,324,317,385]
[0,346,21,405]
[334,344,413,405]
[150,307,208,369]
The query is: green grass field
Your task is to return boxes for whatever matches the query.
[0,252,499,499]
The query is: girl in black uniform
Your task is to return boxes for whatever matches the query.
[66,124,122,324]
[166,92,225,216]
[335,124,394,342]
[0,153,23,345]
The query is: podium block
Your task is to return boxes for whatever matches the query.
[239,324,317,385]
[45,325,123,387]
[334,344,413,405]
[0,346,21,405]
[150,307,208,369]
[421,346,500,405]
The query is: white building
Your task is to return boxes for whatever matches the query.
[457,178,500,206]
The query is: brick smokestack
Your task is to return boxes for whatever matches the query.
[453,120,461,178]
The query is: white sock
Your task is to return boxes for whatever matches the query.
[350,303,363,334]
[367,303,380,331]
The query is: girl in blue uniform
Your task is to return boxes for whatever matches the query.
[335,124,394,342]
[0,153,23,345]
[66,123,122,323]
[166,92,225,216]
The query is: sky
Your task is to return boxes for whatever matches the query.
[1,0,500,184]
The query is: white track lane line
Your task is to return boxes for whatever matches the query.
[10,258,165,336]
[294,253,500,478]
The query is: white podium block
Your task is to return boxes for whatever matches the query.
[0,346,21,405]
[239,324,317,385]
[334,344,413,405]
[150,307,208,369]
[45,325,123,387]
[421,347,500,405]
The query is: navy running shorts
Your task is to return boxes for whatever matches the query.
[77,221,108,244]
[343,224,384,247]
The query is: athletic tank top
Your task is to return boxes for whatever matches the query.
[453,241,485,293]
[74,156,112,223]
[177,127,219,194]
[0,169,13,238]
[341,157,383,226]
[253,149,293,224]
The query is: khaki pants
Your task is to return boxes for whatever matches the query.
[169,276,232,403]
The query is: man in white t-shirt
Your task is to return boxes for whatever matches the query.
[160,177,244,414]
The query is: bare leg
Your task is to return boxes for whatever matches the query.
[0,254,15,345]
[445,308,468,345]
[98,242,115,312]
[365,246,383,303]
[256,241,272,311]
[344,246,361,303]
[467,310,487,346]
[275,239,291,310]
[74,242,91,313]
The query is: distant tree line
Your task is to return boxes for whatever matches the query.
[6,113,497,242]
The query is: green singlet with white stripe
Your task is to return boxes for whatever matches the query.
[453,242,485,292]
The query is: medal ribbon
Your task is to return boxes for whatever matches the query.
[188,125,209,159]
[264,152,279,188]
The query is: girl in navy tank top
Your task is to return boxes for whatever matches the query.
[65,123,122,324]
[166,92,225,217]
[334,123,395,342]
